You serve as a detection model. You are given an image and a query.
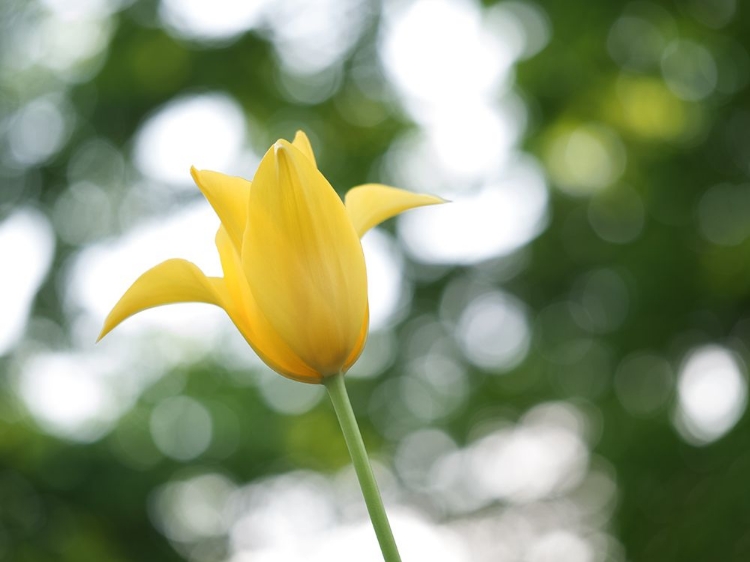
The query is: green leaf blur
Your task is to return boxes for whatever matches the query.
[1,0,749,560]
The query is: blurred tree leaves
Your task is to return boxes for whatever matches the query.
[1,0,750,560]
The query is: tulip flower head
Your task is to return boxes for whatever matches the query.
[99,131,443,383]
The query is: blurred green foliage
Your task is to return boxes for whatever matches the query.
[1,0,750,560]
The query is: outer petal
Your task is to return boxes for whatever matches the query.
[190,167,251,251]
[342,304,369,373]
[242,140,368,376]
[214,227,321,383]
[292,130,317,167]
[98,259,226,341]
[345,184,445,238]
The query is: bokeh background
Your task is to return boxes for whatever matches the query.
[1,0,749,560]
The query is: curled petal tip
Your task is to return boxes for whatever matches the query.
[97,319,117,343]
[292,131,309,146]
[291,131,317,166]
[189,166,202,187]
[345,184,447,238]
[97,320,114,343]
[272,141,296,167]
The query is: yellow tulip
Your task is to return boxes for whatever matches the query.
[98,131,443,383]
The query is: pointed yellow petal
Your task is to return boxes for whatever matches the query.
[242,140,368,376]
[98,259,225,341]
[345,184,446,238]
[214,227,321,383]
[191,167,251,251]
[292,130,317,168]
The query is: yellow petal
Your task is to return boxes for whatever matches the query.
[345,184,446,238]
[292,130,317,168]
[98,259,225,341]
[190,167,251,251]
[242,140,368,376]
[342,304,369,373]
[214,227,321,383]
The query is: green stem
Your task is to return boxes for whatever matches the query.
[324,372,402,562]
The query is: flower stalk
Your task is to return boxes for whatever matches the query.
[324,372,402,562]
